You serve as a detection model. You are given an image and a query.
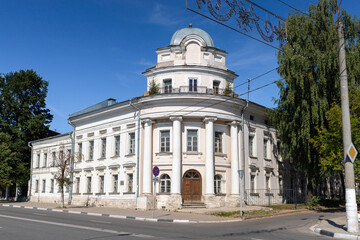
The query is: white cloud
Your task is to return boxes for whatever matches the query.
[148,2,184,26]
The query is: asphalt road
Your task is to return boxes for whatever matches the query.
[0,206,335,239]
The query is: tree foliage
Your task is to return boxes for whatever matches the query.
[311,88,360,180]
[269,0,360,196]
[148,79,160,95]
[0,69,53,187]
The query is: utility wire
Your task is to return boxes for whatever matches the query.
[276,0,308,15]
[234,67,279,89]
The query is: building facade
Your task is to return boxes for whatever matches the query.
[29,26,284,209]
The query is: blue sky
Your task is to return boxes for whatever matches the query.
[1,0,359,133]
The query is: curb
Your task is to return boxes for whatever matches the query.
[310,223,360,239]
[0,204,241,224]
[243,209,310,220]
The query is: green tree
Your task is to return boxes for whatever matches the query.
[311,88,360,184]
[223,81,233,96]
[0,69,53,192]
[0,133,15,188]
[269,0,360,200]
[148,79,159,95]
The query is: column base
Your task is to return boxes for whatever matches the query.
[225,195,242,207]
[137,195,153,210]
[204,194,223,208]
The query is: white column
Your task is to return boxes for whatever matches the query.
[204,117,217,195]
[170,116,182,195]
[142,119,153,195]
[230,121,240,195]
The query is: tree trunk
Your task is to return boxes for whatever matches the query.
[61,187,64,208]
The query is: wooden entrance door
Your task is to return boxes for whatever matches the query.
[182,170,202,202]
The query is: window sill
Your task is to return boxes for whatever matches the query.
[83,193,93,195]
[156,152,172,156]
[109,192,120,195]
[158,192,171,195]
[215,153,227,157]
[72,193,80,195]
[98,157,106,161]
[250,193,259,196]
[123,192,135,195]
[96,193,105,195]
[264,158,272,161]
[249,155,257,159]
[183,152,202,155]
[215,193,226,196]
[111,155,120,159]
[265,193,274,196]
[86,159,94,162]
[125,153,135,157]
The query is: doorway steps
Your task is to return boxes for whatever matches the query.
[182,202,206,208]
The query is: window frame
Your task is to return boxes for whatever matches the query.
[89,140,94,160]
[214,131,223,153]
[186,129,198,152]
[128,132,136,155]
[160,130,171,153]
[214,175,222,194]
[163,79,172,93]
[101,138,106,159]
[114,135,120,157]
[160,174,171,193]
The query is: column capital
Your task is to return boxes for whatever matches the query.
[170,116,183,122]
[227,120,241,126]
[203,116,217,123]
[142,118,154,125]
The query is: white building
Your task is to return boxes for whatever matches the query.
[29,26,284,209]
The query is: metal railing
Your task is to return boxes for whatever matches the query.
[245,189,305,207]
[155,86,238,97]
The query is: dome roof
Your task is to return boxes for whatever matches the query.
[170,26,214,47]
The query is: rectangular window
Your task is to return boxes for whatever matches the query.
[164,80,172,93]
[89,140,94,160]
[50,179,54,193]
[87,176,92,193]
[36,154,40,168]
[114,136,120,156]
[264,139,268,159]
[187,130,198,152]
[76,177,80,194]
[113,174,118,193]
[215,132,223,153]
[160,130,170,152]
[43,153,47,168]
[128,173,133,192]
[51,152,56,167]
[99,176,104,193]
[129,133,135,154]
[250,175,255,193]
[189,79,197,92]
[213,81,220,94]
[42,179,46,193]
[101,138,106,158]
[249,136,254,157]
[266,176,270,190]
[78,143,82,161]
[35,180,39,193]
[67,149,71,158]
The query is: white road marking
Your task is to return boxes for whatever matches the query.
[90,220,111,224]
[0,214,153,238]
[34,213,47,216]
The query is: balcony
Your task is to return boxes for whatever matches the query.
[145,86,238,98]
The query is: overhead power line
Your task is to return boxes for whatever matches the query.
[234,67,279,89]
[276,0,308,15]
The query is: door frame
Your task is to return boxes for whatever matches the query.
[182,169,202,202]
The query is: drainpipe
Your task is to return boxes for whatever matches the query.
[67,120,75,205]
[130,98,141,209]
[28,142,33,201]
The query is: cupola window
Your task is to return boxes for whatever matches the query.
[163,79,172,93]
[189,79,197,92]
[213,81,220,95]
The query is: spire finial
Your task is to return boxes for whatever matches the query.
[189,23,192,28]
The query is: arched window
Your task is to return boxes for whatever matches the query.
[214,175,222,194]
[160,174,171,193]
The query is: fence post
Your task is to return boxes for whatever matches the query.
[295,188,297,209]
[268,188,271,208]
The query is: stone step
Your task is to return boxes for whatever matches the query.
[182,202,206,208]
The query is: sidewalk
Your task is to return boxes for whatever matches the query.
[0,201,266,223]
[311,213,360,239]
